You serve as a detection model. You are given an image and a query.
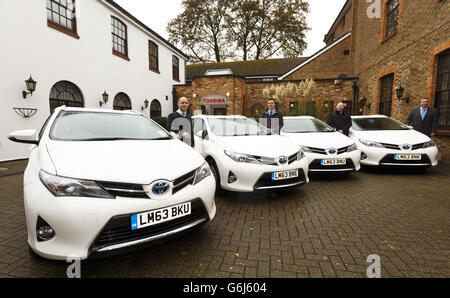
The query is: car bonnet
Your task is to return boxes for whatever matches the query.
[46,139,204,184]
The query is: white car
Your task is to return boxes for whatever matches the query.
[8,107,216,260]
[281,116,361,173]
[191,115,309,192]
[349,115,439,167]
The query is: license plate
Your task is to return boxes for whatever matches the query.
[321,159,347,166]
[131,202,191,230]
[272,170,299,181]
[394,154,421,160]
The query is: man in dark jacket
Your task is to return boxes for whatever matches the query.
[167,97,194,147]
[261,98,284,134]
[327,102,352,136]
[406,98,438,137]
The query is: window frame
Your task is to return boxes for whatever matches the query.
[172,55,180,82]
[148,40,160,73]
[435,49,450,130]
[382,0,401,42]
[111,16,129,61]
[46,0,79,39]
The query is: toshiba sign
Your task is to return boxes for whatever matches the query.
[201,94,227,105]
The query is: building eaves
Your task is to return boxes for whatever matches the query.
[103,0,189,60]
[186,57,309,80]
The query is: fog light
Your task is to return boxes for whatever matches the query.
[37,226,55,241]
[36,216,55,242]
[361,152,368,160]
[228,171,237,183]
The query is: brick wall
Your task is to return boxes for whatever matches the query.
[285,36,353,80]
[351,0,450,158]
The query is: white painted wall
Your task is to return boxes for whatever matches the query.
[0,0,186,161]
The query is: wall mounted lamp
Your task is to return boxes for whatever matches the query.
[396,85,409,103]
[141,99,149,111]
[99,91,109,106]
[22,75,37,99]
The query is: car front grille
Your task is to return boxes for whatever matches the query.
[412,143,425,150]
[379,154,431,165]
[96,170,196,199]
[254,169,306,189]
[381,143,401,150]
[90,199,208,253]
[172,170,196,195]
[305,146,350,155]
[96,181,148,198]
[309,159,355,171]
[251,153,298,166]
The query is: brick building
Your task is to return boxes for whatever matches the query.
[174,0,450,158]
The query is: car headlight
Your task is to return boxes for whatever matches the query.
[359,139,384,148]
[224,150,260,164]
[192,162,212,185]
[39,170,114,199]
[297,150,305,160]
[347,143,358,152]
[423,141,436,148]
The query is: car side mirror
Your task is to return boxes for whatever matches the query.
[8,130,38,145]
[202,130,208,139]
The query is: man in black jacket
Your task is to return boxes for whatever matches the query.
[406,98,438,137]
[327,102,352,136]
[261,98,284,134]
[167,97,194,147]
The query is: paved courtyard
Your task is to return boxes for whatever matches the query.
[0,160,449,278]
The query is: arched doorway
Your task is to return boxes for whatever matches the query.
[49,81,84,113]
[150,99,161,118]
[113,92,132,110]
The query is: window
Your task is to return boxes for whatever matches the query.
[49,81,84,113]
[323,101,334,115]
[306,101,316,116]
[111,16,128,58]
[113,92,132,110]
[379,74,394,117]
[150,99,162,118]
[149,41,159,72]
[46,0,78,36]
[384,0,400,38]
[251,103,264,118]
[435,50,450,129]
[172,56,180,81]
[289,102,299,115]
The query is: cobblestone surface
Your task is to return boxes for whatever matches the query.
[0,160,449,278]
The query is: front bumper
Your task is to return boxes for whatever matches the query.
[305,150,361,173]
[358,146,439,167]
[24,175,216,260]
[216,156,309,192]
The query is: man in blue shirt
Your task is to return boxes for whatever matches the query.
[261,98,284,133]
[406,98,438,137]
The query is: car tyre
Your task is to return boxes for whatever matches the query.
[207,158,221,194]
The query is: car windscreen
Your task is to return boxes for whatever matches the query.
[282,118,334,133]
[207,118,271,136]
[50,111,171,141]
[352,117,410,131]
